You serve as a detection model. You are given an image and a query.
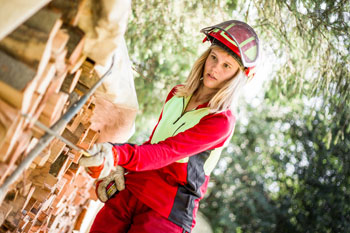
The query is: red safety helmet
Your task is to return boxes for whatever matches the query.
[201,20,260,79]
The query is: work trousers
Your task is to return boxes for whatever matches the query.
[90,188,185,233]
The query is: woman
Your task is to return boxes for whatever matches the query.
[79,20,260,233]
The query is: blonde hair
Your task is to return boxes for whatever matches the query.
[176,45,248,113]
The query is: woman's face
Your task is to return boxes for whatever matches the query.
[202,47,240,90]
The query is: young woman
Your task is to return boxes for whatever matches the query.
[79,20,260,233]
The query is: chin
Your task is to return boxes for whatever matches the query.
[203,79,219,89]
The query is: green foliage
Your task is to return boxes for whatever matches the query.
[125,0,350,232]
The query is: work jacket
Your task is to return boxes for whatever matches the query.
[114,85,235,232]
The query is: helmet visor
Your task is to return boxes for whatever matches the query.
[200,20,259,68]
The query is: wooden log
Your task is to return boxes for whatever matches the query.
[73,128,99,163]
[0,98,19,142]
[26,92,43,121]
[0,0,51,40]
[39,91,69,127]
[0,129,32,184]
[21,186,36,213]
[33,148,51,167]
[78,58,99,89]
[16,168,34,197]
[54,177,68,198]
[73,207,87,231]
[4,195,26,231]
[0,8,62,112]
[49,70,68,94]
[0,201,13,226]
[49,151,74,179]
[51,29,69,55]
[0,50,37,113]
[49,153,68,178]
[0,22,49,72]
[41,194,56,213]
[31,156,52,182]
[66,111,84,133]
[62,24,85,67]
[60,68,82,94]
[49,0,87,26]
[48,140,66,164]
[78,128,99,150]
[0,114,24,162]
[36,62,56,95]
[88,185,98,201]
[24,7,62,41]
[32,186,51,203]
[69,54,86,74]
[31,71,68,126]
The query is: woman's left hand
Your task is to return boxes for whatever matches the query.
[95,166,125,202]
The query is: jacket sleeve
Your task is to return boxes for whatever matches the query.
[114,112,235,171]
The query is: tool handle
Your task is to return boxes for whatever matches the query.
[81,150,93,157]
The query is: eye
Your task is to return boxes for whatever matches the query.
[211,54,217,60]
[224,63,231,69]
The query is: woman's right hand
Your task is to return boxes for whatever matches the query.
[79,143,118,179]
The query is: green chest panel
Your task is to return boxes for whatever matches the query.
[151,95,210,144]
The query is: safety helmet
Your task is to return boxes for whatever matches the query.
[200,20,259,79]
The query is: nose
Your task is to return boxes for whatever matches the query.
[212,62,220,74]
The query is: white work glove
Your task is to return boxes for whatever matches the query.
[79,143,117,179]
[95,166,125,202]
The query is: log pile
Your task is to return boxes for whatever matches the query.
[0,1,110,232]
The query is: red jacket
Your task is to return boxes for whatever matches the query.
[113,86,235,232]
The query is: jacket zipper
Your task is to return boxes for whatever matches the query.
[173,98,186,124]
[172,122,185,136]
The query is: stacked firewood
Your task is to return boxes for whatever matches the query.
[0,1,107,232]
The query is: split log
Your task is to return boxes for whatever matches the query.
[73,207,87,231]
[0,7,62,78]
[32,186,51,203]
[0,8,62,113]
[51,29,69,55]
[60,68,82,94]
[49,0,88,26]
[0,50,37,113]
[0,201,13,226]
[2,195,26,231]
[78,58,99,89]
[0,0,51,40]
[62,24,85,67]
[48,140,66,164]
[0,102,24,163]
[39,91,69,127]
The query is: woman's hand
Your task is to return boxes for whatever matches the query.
[95,166,125,202]
[79,143,117,179]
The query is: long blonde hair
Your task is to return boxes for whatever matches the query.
[176,45,248,113]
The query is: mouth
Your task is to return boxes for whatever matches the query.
[207,73,217,80]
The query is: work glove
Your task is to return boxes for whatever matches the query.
[79,142,118,179]
[95,166,125,202]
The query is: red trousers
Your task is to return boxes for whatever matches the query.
[90,189,185,233]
